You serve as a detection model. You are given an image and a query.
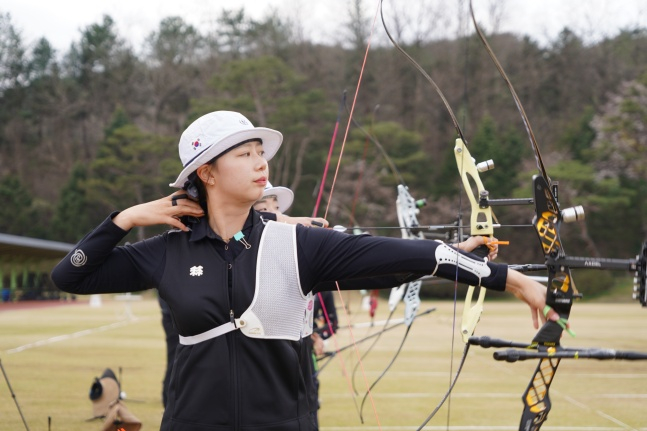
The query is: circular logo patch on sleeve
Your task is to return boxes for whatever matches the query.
[70,249,87,267]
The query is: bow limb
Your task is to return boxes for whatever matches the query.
[359,283,420,422]
[468,2,574,429]
[379,0,467,144]
[316,308,437,375]
[468,1,551,188]
[350,296,397,397]
[346,103,407,187]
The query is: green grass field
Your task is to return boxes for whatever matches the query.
[1,291,646,430]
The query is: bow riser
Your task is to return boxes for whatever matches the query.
[454,138,494,343]
[514,175,575,429]
[532,175,578,324]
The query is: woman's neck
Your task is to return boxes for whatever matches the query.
[207,200,251,242]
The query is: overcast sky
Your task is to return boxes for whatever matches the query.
[1,0,645,54]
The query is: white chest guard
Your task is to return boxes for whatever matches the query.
[239,221,313,340]
[179,221,313,346]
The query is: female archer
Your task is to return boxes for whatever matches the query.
[52,110,557,431]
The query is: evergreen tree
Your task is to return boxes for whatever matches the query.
[86,108,175,240]
[0,176,34,235]
[465,115,526,200]
[51,164,94,242]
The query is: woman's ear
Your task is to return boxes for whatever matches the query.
[196,165,213,185]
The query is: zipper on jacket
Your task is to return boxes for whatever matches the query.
[228,262,239,430]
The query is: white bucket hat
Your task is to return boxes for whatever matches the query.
[260,181,294,212]
[170,111,283,188]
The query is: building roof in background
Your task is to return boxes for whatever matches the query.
[0,233,74,261]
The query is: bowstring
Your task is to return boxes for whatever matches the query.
[445,1,470,427]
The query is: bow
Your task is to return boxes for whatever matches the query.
[467,2,647,430]
[378,1,505,428]
[415,139,498,430]
[356,185,425,422]
[345,119,490,422]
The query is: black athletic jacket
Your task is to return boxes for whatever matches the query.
[51,210,507,430]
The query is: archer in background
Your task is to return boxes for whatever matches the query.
[253,182,336,428]
[311,290,337,426]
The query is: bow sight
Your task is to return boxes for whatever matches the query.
[478,174,647,307]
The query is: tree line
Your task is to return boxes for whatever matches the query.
[1,5,646,295]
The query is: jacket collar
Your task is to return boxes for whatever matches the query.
[188,209,259,242]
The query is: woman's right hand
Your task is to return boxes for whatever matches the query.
[311,332,325,356]
[112,192,205,232]
[505,269,561,330]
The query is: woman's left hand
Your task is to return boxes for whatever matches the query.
[457,236,499,261]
